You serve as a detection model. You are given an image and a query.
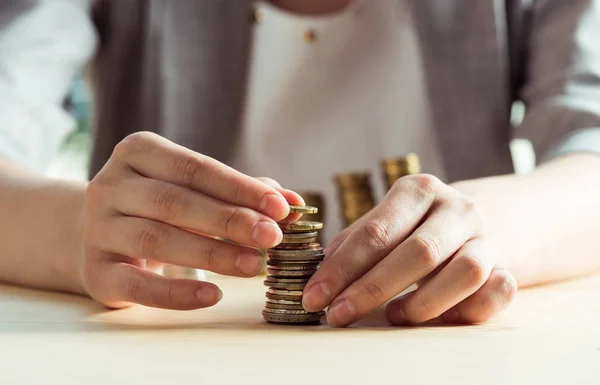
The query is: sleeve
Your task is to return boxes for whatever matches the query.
[515,0,600,164]
[0,0,97,172]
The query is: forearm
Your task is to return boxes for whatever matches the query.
[0,158,86,294]
[452,154,600,287]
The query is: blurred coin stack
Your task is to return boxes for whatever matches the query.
[263,206,325,325]
[296,192,325,243]
[380,153,421,190]
[334,172,376,227]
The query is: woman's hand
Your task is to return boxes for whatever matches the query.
[302,174,517,327]
[81,132,302,310]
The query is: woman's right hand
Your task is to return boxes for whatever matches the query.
[80,132,301,310]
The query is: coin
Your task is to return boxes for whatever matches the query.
[265,279,308,290]
[288,205,318,214]
[262,311,324,324]
[267,288,304,296]
[265,277,309,284]
[272,242,322,251]
[271,243,314,250]
[266,292,303,301]
[279,221,323,232]
[262,308,317,315]
[280,231,318,244]
[266,268,317,277]
[266,298,304,306]
[268,245,324,258]
[334,172,371,188]
[266,262,320,270]
[264,302,306,310]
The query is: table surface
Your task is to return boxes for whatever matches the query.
[0,272,599,385]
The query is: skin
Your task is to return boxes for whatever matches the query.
[301,154,600,326]
[1,0,599,326]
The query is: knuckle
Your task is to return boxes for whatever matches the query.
[228,183,242,205]
[411,234,441,271]
[200,245,220,270]
[363,220,392,249]
[87,174,114,202]
[134,222,166,257]
[500,272,518,300]
[114,131,155,159]
[167,283,179,303]
[459,196,479,215]
[406,174,439,198]
[360,281,386,304]
[152,185,183,219]
[125,275,145,303]
[173,155,206,187]
[218,207,244,236]
[459,254,488,286]
[335,262,354,284]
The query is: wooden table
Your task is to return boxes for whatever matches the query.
[1,273,599,385]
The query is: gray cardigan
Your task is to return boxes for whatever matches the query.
[2,0,600,182]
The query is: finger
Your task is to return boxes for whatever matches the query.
[89,258,222,310]
[440,268,518,324]
[303,175,440,313]
[110,176,282,248]
[256,177,306,223]
[323,196,484,327]
[111,132,290,221]
[385,238,496,325]
[93,216,266,277]
[323,216,364,258]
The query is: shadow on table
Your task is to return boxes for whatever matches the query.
[0,284,504,334]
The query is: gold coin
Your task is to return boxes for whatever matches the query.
[280,231,318,244]
[279,221,323,232]
[266,292,303,301]
[334,172,371,188]
[267,288,304,296]
[289,205,318,214]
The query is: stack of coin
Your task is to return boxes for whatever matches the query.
[381,153,421,190]
[334,172,376,227]
[296,192,325,243]
[263,205,326,325]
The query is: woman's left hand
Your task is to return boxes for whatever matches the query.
[302,174,518,327]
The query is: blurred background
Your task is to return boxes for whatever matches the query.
[45,76,535,182]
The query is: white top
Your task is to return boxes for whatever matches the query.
[230,0,445,242]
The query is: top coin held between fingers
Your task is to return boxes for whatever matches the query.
[279,221,323,232]
[288,205,318,214]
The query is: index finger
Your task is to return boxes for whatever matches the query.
[302,175,439,313]
[112,132,290,221]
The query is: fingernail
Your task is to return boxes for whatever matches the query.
[260,193,289,220]
[387,305,407,325]
[302,282,332,312]
[327,299,356,327]
[196,287,223,304]
[236,252,265,276]
[253,221,282,248]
